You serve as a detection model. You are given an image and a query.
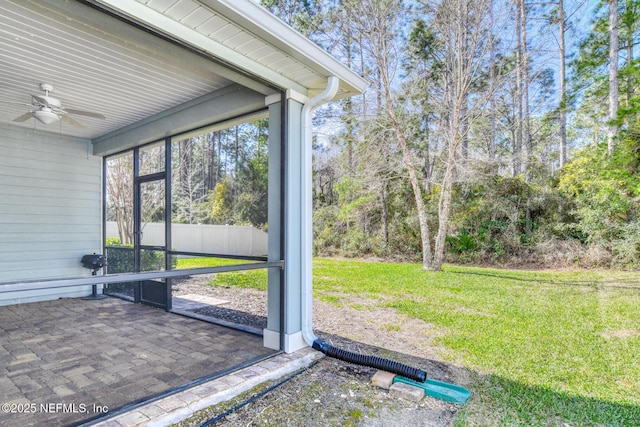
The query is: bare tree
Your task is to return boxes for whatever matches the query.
[106,155,133,244]
[342,0,432,268]
[173,137,208,224]
[347,0,498,270]
[424,0,496,271]
[344,0,435,267]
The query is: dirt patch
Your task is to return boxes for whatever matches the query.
[171,276,471,426]
[601,329,640,340]
[173,277,447,361]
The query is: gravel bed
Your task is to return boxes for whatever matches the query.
[172,274,268,330]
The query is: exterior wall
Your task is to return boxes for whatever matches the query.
[0,124,101,304]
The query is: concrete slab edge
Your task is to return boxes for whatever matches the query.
[92,347,322,427]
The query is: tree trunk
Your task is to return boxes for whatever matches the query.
[460,9,469,167]
[625,0,634,113]
[559,0,567,168]
[344,7,355,172]
[432,138,457,271]
[461,93,469,165]
[489,6,497,165]
[608,0,619,156]
[521,0,531,184]
[514,0,523,177]
[382,181,389,245]
[388,106,433,268]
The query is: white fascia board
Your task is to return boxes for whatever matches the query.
[91,0,308,95]
[198,0,369,97]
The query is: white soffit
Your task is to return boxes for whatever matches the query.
[103,0,368,98]
[0,0,266,139]
[200,0,368,97]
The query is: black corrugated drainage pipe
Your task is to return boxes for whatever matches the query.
[300,77,427,384]
[312,339,427,382]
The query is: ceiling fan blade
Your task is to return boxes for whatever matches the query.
[61,114,86,129]
[64,108,105,119]
[31,94,50,107]
[13,112,33,122]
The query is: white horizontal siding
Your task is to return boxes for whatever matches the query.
[0,203,99,217]
[0,224,98,235]
[0,233,97,244]
[0,123,102,303]
[1,241,102,257]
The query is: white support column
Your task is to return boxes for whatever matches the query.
[281,90,309,353]
[264,93,284,350]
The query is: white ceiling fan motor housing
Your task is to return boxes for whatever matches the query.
[36,83,62,108]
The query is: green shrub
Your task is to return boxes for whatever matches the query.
[105,238,175,273]
[105,240,134,274]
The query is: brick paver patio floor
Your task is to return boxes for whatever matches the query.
[0,297,276,426]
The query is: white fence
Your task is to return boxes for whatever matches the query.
[106,222,268,257]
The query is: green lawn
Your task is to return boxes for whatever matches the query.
[187,257,640,426]
[175,256,260,269]
[176,257,268,290]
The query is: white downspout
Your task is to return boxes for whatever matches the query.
[301,76,339,346]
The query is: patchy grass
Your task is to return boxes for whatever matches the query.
[210,269,268,291]
[382,323,401,332]
[318,294,344,307]
[312,258,640,426]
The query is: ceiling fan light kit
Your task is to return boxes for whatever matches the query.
[32,107,59,125]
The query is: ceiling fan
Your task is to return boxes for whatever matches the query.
[12,83,105,129]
